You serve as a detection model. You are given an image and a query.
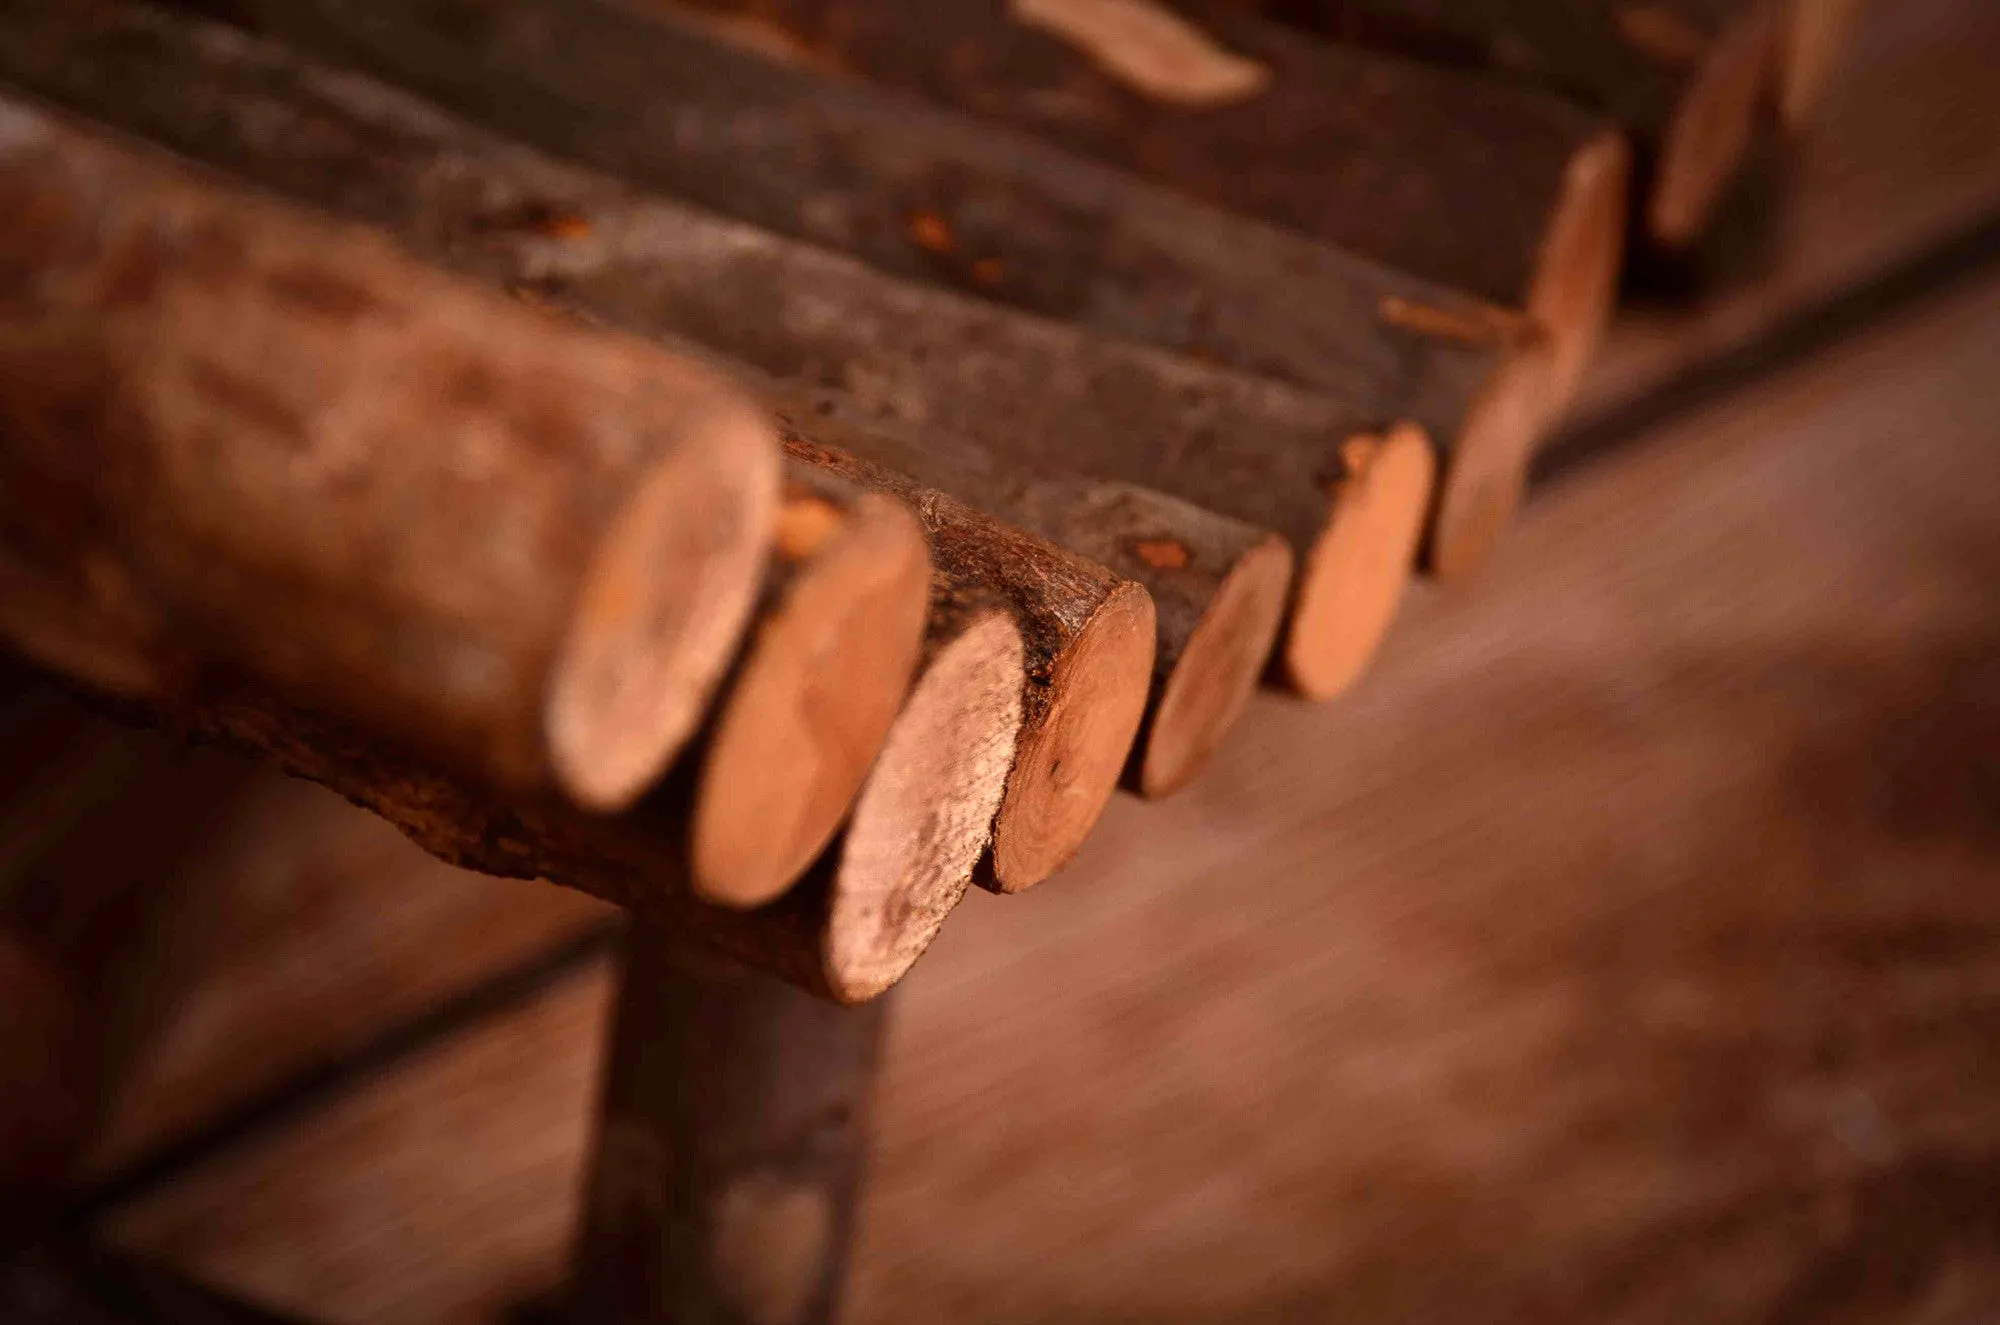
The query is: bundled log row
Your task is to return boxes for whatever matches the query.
[0,0,1863,1006]
[131,0,1550,580]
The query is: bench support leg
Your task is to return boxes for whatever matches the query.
[570,932,888,1325]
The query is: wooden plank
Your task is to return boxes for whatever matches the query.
[102,958,612,1325]
[85,776,613,1183]
[1572,0,2000,425]
[92,263,2000,1323]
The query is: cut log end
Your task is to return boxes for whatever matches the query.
[545,398,782,812]
[821,608,1025,1002]
[1426,339,1558,581]
[987,581,1156,893]
[1139,533,1293,799]
[1528,129,1634,413]
[693,491,932,909]
[1649,5,1782,247]
[1284,423,1435,701]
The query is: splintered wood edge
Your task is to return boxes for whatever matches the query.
[987,581,1156,892]
[546,398,781,812]
[1425,338,1558,582]
[1527,129,1633,414]
[821,609,1026,1002]
[1139,534,1294,799]
[1649,4,1782,247]
[1285,423,1435,701]
[693,493,932,908]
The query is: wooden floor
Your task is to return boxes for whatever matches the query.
[29,0,2000,1319]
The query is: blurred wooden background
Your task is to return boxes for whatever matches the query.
[13,0,2000,1318]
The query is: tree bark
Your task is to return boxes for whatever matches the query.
[1247,0,1784,247]
[570,936,888,1325]
[130,0,1546,575]
[669,0,1630,414]
[137,644,1008,1002]
[688,464,931,909]
[0,94,780,816]
[776,420,1156,893]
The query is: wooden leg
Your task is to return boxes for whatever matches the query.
[569,931,888,1325]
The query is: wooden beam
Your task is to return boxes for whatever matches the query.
[1246,0,1784,248]
[689,465,931,908]
[0,94,780,815]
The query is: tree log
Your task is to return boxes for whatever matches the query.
[690,466,931,908]
[1248,0,1784,248]
[668,0,1630,415]
[769,389,1289,800]
[777,421,1155,892]
[0,95,780,815]
[135,0,1546,575]
[571,937,888,1325]
[0,0,1433,768]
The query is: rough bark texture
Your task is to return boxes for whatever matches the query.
[0,92,779,815]
[760,382,1290,795]
[571,937,887,1325]
[689,463,930,908]
[128,0,1539,570]
[669,0,1630,406]
[777,417,1155,893]
[122,684,946,1001]
[1247,0,1784,246]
